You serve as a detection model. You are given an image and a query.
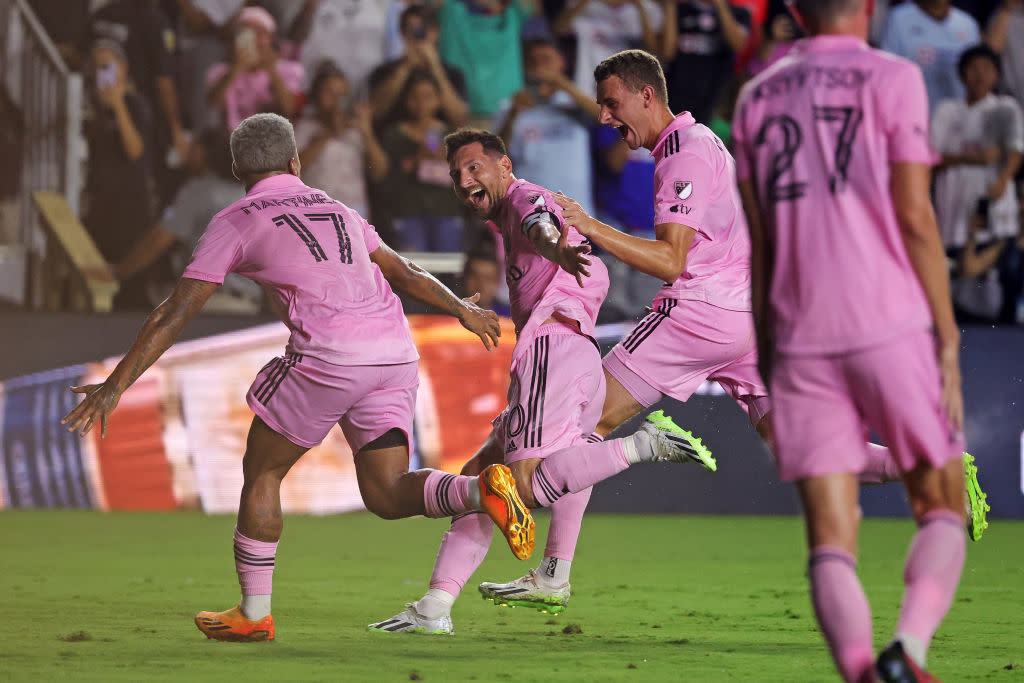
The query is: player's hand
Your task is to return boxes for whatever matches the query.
[458,293,502,350]
[987,176,1009,200]
[553,192,596,237]
[937,341,964,432]
[61,382,123,438]
[553,220,592,288]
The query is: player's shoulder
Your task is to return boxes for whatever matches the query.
[509,178,555,207]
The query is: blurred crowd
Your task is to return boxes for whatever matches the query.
[25,0,1024,325]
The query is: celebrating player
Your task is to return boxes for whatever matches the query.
[368,129,712,634]
[732,1,968,680]
[475,47,987,617]
[60,112,531,643]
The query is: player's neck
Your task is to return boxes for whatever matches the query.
[647,108,677,150]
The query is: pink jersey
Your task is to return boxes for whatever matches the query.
[732,35,934,354]
[184,173,417,365]
[488,178,609,347]
[651,112,752,311]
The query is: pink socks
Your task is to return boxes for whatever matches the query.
[808,546,875,683]
[423,470,477,518]
[234,527,278,596]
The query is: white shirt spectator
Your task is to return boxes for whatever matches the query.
[932,93,1024,246]
[300,0,389,92]
[570,0,663,98]
[293,118,369,217]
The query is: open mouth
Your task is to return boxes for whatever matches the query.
[468,187,488,209]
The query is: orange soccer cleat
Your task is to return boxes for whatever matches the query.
[479,464,535,560]
[195,606,274,642]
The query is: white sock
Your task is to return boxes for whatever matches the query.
[240,594,271,620]
[416,588,456,619]
[895,633,928,668]
[467,480,481,510]
[536,556,571,586]
[624,430,653,464]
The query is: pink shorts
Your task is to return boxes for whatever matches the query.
[604,298,771,424]
[246,352,418,453]
[770,329,965,481]
[493,323,606,464]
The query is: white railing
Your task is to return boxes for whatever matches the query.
[0,0,83,307]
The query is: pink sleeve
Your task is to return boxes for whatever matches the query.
[653,150,715,231]
[881,62,934,164]
[354,213,382,253]
[182,215,244,284]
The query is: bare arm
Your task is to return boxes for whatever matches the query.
[711,0,749,53]
[115,226,178,281]
[632,0,661,54]
[206,64,241,108]
[959,233,1007,278]
[155,75,187,150]
[424,50,469,126]
[554,192,695,283]
[550,73,601,121]
[552,0,591,36]
[264,56,298,118]
[61,277,220,436]
[658,0,679,60]
[738,177,773,384]
[354,102,389,182]
[984,2,1017,53]
[988,149,1024,199]
[111,97,146,161]
[369,59,415,121]
[890,161,963,429]
[525,216,594,287]
[370,243,501,349]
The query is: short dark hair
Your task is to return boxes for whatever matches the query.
[958,43,1001,78]
[594,49,668,106]
[522,35,559,59]
[400,4,438,33]
[792,0,862,26]
[443,128,508,162]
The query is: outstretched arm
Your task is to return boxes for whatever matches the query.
[554,192,694,283]
[61,277,220,436]
[370,243,501,349]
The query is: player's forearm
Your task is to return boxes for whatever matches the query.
[389,255,469,319]
[107,302,190,393]
[896,210,960,348]
[585,220,683,282]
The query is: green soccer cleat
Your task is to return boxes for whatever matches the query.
[642,410,716,471]
[963,452,990,542]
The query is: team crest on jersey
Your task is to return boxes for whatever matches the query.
[528,194,544,206]
[675,181,693,200]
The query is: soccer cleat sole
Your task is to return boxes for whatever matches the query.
[367,624,453,636]
[481,464,536,560]
[481,593,567,614]
[644,410,716,471]
[963,452,990,542]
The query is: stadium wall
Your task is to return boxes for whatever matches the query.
[1,315,1021,519]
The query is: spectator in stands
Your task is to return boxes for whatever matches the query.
[460,232,509,316]
[881,0,981,113]
[176,0,244,133]
[296,61,388,218]
[368,4,468,129]
[83,39,160,310]
[379,72,466,252]
[658,0,753,125]
[951,201,1024,322]
[439,0,535,120]
[112,128,260,310]
[87,0,190,203]
[932,45,1024,252]
[205,6,304,130]
[747,0,802,76]
[291,0,390,93]
[550,0,664,99]
[985,0,1024,109]
[493,36,600,214]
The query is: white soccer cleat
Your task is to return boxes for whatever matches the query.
[478,569,570,614]
[641,410,716,471]
[367,603,454,635]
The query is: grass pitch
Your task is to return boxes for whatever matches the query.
[1,510,1021,682]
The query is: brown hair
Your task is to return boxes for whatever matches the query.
[594,49,668,106]
[442,128,508,162]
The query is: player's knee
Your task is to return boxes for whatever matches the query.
[364,494,404,520]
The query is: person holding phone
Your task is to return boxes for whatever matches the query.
[205,6,305,130]
[82,39,160,310]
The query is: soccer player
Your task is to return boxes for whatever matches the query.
[60,112,536,643]
[368,129,711,634]
[732,1,968,680]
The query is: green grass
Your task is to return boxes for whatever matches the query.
[1,511,1021,682]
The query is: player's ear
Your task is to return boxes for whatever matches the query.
[231,160,240,181]
[500,154,513,176]
[288,155,301,177]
